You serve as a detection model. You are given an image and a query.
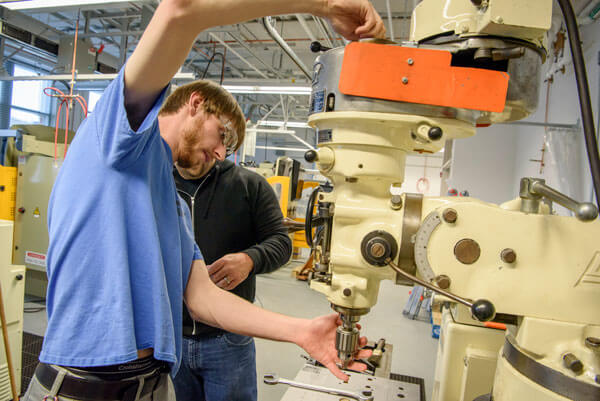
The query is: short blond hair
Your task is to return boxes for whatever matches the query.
[159,80,246,151]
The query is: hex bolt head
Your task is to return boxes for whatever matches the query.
[585,337,600,349]
[370,242,386,258]
[390,195,403,210]
[563,353,583,374]
[442,208,458,224]
[435,275,451,289]
[500,248,517,264]
[401,77,409,84]
[407,58,414,65]
[343,288,352,297]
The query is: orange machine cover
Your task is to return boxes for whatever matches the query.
[339,42,509,113]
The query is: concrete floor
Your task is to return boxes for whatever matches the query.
[23,262,439,401]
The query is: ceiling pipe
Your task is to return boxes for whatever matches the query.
[208,32,269,79]
[312,16,334,48]
[386,0,395,41]
[227,31,284,78]
[295,14,318,43]
[261,17,311,80]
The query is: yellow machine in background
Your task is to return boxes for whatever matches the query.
[265,157,320,258]
[304,1,600,400]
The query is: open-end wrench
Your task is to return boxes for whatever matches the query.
[263,373,374,401]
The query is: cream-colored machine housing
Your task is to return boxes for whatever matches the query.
[7,125,71,298]
[305,1,600,400]
[0,220,26,400]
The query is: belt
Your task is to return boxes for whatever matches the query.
[35,363,164,401]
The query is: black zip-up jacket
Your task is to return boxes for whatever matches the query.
[175,159,292,336]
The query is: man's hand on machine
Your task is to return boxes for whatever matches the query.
[296,313,372,382]
[319,0,386,41]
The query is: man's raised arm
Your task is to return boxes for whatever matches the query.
[123,0,384,128]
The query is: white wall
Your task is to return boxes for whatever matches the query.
[449,126,519,204]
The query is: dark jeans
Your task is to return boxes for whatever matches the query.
[173,333,257,401]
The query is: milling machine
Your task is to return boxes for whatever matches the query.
[302,1,600,400]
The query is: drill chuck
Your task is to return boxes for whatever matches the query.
[336,325,359,368]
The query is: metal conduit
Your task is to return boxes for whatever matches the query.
[261,17,312,80]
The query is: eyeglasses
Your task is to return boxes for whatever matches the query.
[220,118,238,157]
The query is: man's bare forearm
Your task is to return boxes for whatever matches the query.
[184,259,306,344]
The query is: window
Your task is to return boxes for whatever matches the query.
[87,91,102,113]
[9,64,51,127]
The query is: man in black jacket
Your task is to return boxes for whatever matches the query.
[173,158,292,401]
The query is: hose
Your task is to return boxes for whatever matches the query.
[556,0,600,211]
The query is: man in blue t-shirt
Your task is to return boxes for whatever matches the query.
[22,0,385,400]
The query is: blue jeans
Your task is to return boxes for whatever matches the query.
[173,333,257,401]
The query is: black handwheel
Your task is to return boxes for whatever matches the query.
[305,186,321,247]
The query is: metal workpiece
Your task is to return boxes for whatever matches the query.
[520,177,598,221]
[263,374,374,401]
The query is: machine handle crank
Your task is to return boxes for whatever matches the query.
[385,258,495,322]
[263,374,374,401]
[520,178,598,221]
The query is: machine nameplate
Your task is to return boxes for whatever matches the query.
[414,211,440,283]
[310,89,325,114]
[317,129,333,144]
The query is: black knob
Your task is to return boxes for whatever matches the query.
[15,274,23,281]
[471,0,483,6]
[428,126,443,141]
[310,41,331,53]
[470,299,496,322]
[0,185,5,192]
[304,150,318,163]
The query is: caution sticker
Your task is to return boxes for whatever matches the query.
[33,207,40,218]
[25,251,46,267]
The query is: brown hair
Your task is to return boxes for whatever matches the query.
[159,80,246,150]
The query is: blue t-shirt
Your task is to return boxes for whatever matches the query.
[40,67,202,375]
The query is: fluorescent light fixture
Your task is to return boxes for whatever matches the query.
[223,85,311,96]
[246,128,296,135]
[0,0,148,11]
[257,120,310,128]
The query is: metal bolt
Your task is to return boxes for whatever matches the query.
[435,275,451,289]
[370,243,386,258]
[442,208,458,223]
[585,337,600,349]
[500,248,517,264]
[345,177,358,183]
[401,77,408,84]
[562,353,583,374]
[407,58,414,65]
[454,239,481,265]
[343,288,352,297]
[390,195,403,210]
